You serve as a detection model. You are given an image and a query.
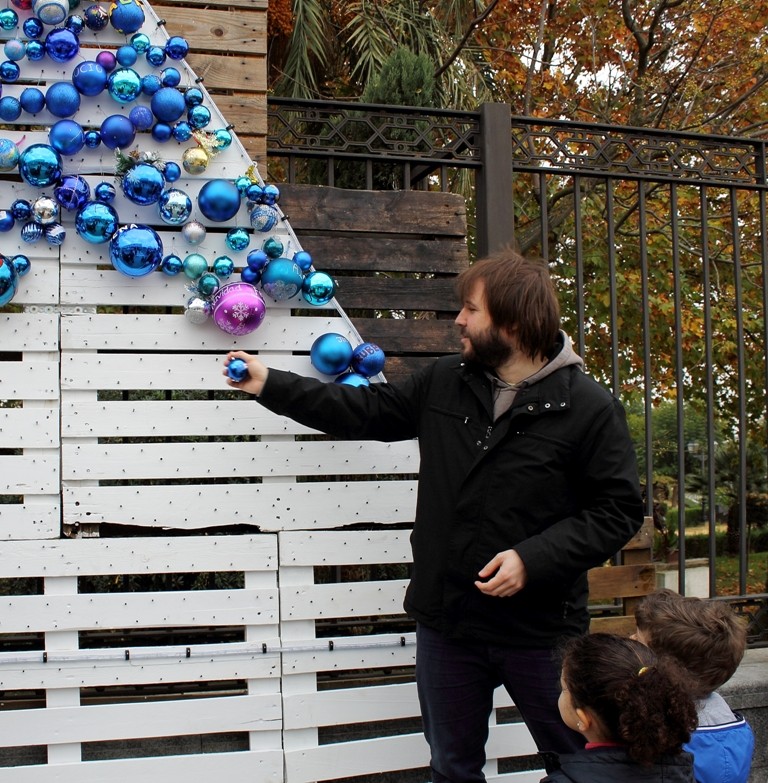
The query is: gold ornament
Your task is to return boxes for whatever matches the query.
[182,147,210,175]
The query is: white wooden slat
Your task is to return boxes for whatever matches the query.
[0,588,276,633]
[0,314,59,351]
[0,693,280,746]
[282,580,408,621]
[0,535,276,577]
[0,454,59,493]
[280,530,412,566]
[12,259,60,306]
[62,480,417,530]
[62,439,418,480]
[0,502,59,539]
[0,408,59,448]
[0,750,283,783]
[0,363,59,399]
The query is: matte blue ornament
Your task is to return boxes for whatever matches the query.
[121,162,165,206]
[0,8,19,29]
[83,3,108,29]
[140,73,161,95]
[163,161,181,183]
[21,221,43,243]
[150,86,185,123]
[129,105,153,131]
[83,130,101,148]
[75,200,119,243]
[0,97,21,121]
[262,184,280,205]
[165,35,189,60]
[246,249,269,271]
[212,255,234,279]
[335,372,370,387]
[157,187,192,224]
[301,270,336,306]
[25,39,45,61]
[95,49,116,71]
[198,179,241,222]
[11,199,31,220]
[213,128,233,150]
[310,333,353,376]
[196,271,220,297]
[54,174,90,210]
[23,16,44,37]
[107,67,142,104]
[145,45,165,67]
[184,87,204,107]
[100,114,135,149]
[4,39,26,61]
[182,252,207,279]
[0,61,20,82]
[130,32,150,52]
[44,27,79,62]
[150,122,171,143]
[0,255,18,307]
[94,181,116,203]
[0,210,14,231]
[110,223,163,277]
[44,222,66,245]
[262,236,283,258]
[45,81,80,117]
[19,144,62,187]
[172,121,192,142]
[0,138,19,171]
[187,104,211,129]
[260,257,303,301]
[115,44,137,66]
[249,205,279,232]
[160,253,182,275]
[65,14,85,35]
[293,250,313,271]
[72,60,107,96]
[240,266,260,284]
[225,227,250,252]
[48,119,85,155]
[19,87,45,114]
[351,342,386,377]
[160,67,180,87]
[11,254,31,277]
[109,0,144,34]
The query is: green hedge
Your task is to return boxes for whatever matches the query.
[681,528,768,557]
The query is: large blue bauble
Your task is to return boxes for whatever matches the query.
[100,114,135,149]
[107,67,142,104]
[121,162,165,205]
[150,86,186,123]
[75,200,119,243]
[48,119,85,155]
[0,254,18,307]
[19,87,45,114]
[157,188,192,225]
[310,333,354,376]
[301,270,336,306]
[109,0,144,33]
[18,144,62,188]
[260,257,303,302]
[45,82,81,117]
[44,27,79,62]
[54,174,90,210]
[351,342,386,377]
[197,179,241,222]
[110,224,163,277]
[72,61,107,96]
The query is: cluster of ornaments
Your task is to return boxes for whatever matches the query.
[310,333,386,386]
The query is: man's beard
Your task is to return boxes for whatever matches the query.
[460,327,513,368]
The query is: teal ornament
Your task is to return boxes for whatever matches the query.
[310,333,353,376]
[234,176,251,195]
[44,222,66,245]
[107,67,142,104]
[21,222,43,243]
[161,253,183,275]
[0,8,18,29]
[130,32,150,52]
[187,104,211,129]
[54,174,90,210]
[94,181,116,203]
[165,35,189,60]
[109,223,163,277]
[0,210,14,231]
[198,179,241,222]
[45,81,81,117]
[184,295,211,325]
[48,119,85,155]
[212,255,234,279]
[335,372,370,387]
[32,0,68,25]
[11,254,31,277]
[262,236,283,259]
[260,257,303,302]
[19,87,45,114]
[75,200,119,243]
[181,219,206,245]
[19,144,62,188]
[351,342,386,377]
[249,204,279,232]
[183,252,207,279]
[0,254,18,307]
[100,114,135,149]
[25,40,45,61]
[213,128,233,150]
[196,271,220,297]
[0,139,19,171]
[151,86,185,123]
[4,39,26,61]
[294,250,313,271]
[301,270,336,306]
[121,162,165,206]
[109,0,144,34]
[225,227,250,252]
[157,188,192,225]
[44,27,79,62]
[246,249,269,271]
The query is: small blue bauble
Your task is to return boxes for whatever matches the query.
[0,8,19,29]
[235,176,251,195]
[165,35,189,60]
[0,255,18,307]
[83,130,101,148]
[172,121,192,142]
[128,105,153,130]
[94,181,116,203]
[262,184,280,206]
[293,250,313,271]
[226,358,249,382]
[241,266,260,284]
[150,86,186,123]
[351,342,386,377]
[21,221,43,243]
[121,162,165,206]
[302,270,336,306]
[187,104,211,129]
[196,271,220,297]
[65,14,85,35]
[212,255,235,279]
[198,179,241,222]
[141,73,161,95]
[184,86,204,107]
[107,67,142,104]
[23,17,44,38]
[0,97,21,121]
[213,128,233,150]
[44,222,66,245]
[246,183,263,202]
[11,200,31,220]
[48,119,85,155]
[100,114,135,149]
[44,27,79,62]
[19,87,45,114]
[130,32,150,52]
[310,333,354,376]
[72,60,107,96]
[109,0,144,34]
[225,227,250,252]
[83,3,109,30]
[54,174,90,210]
[151,122,172,142]
[115,44,137,66]
[246,249,269,271]
[25,40,45,61]
[110,224,163,277]
[249,204,279,232]
[0,139,19,171]
[4,39,26,62]
[183,252,207,279]
[260,257,303,302]
[160,253,183,275]
[19,144,62,188]
[262,236,284,258]
[75,200,118,243]
[160,67,180,87]
[0,210,14,231]
[0,61,20,83]
[163,161,181,183]
[11,254,31,277]
[157,188,192,225]
[145,45,166,67]
[335,372,370,387]
[45,81,80,117]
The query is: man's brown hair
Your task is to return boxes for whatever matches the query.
[634,588,746,697]
[455,247,560,361]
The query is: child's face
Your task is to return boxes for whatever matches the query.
[557,675,582,734]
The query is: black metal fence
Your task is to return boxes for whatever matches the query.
[267,97,768,645]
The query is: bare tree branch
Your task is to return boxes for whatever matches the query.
[434,0,501,79]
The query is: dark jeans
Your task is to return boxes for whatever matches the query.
[415,623,583,783]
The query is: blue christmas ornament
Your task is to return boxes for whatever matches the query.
[75,200,118,243]
[19,87,45,114]
[145,45,165,67]
[234,176,251,195]
[129,105,153,131]
[11,254,31,277]
[109,223,163,277]
[172,121,192,142]
[0,8,18,29]
[121,162,165,205]
[241,266,260,284]
[0,139,19,171]
[157,188,192,225]
[187,104,211,129]
[246,183,263,203]
[44,222,66,245]
[262,184,280,205]
[182,252,207,279]
[54,174,90,210]
[72,60,107,96]
[246,249,269,271]
[335,372,370,387]
[160,253,182,275]
[226,358,249,382]
[25,40,45,61]
[165,35,189,60]
[83,130,101,148]
[196,271,220,297]
[163,161,181,183]
[0,97,21,121]
[249,204,279,232]
[65,14,85,35]
[100,114,135,149]
[262,236,284,258]
[11,199,31,220]
[222,227,248,252]
[21,221,43,243]
[4,39,26,61]
[115,44,137,66]
[23,16,44,38]
[130,32,150,52]
[45,81,80,117]
[160,67,181,87]
[0,255,18,307]
[151,123,172,143]
[109,0,144,34]
[0,210,15,231]
[19,144,62,187]
[83,3,109,29]
[351,342,386,377]
[141,73,161,95]
[44,27,79,62]
[184,86,204,107]
[310,333,354,376]
[48,119,85,155]
[213,128,233,150]
[107,67,142,103]
[301,270,336,306]
[198,179,241,222]
[0,61,20,82]
[260,257,303,301]
[94,181,116,203]
[212,255,234,279]
[293,250,313,271]
[150,86,185,123]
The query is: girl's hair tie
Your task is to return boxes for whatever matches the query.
[637,666,650,676]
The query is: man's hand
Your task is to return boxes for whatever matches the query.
[474,549,528,597]
[223,351,269,396]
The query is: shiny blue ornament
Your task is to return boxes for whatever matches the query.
[212,255,235,279]
[262,237,284,259]
[44,27,79,62]
[54,174,90,210]
[45,82,80,117]
[213,128,233,150]
[163,161,181,183]
[225,227,250,252]
[115,44,137,66]
[72,60,107,96]
[141,73,161,95]
[249,204,279,232]
[245,183,263,202]
[129,105,153,130]
[109,0,144,34]
[83,3,108,29]
[145,45,165,67]
[65,14,85,35]
[48,119,85,155]
[121,162,165,206]
[335,372,370,387]
[150,86,185,123]
[241,266,260,285]
[302,270,336,306]
[183,252,207,279]
[310,333,354,376]
[19,144,62,188]
[351,342,386,377]
[293,250,313,271]
[0,8,19,30]
[262,184,280,206]
[19,87,45,114]
[94,181,116,203]
[172,121,192,142]
[184,87,204,107]
[11,254,31,277]
[165,35,189,60]
[0,255,18,307]
[0,139,19,171]
[109,223,163,277]
[151,123,172,142]
[198,179,241,222]
[226,358,249,382]
[0,210,14,231]
[161,67,181,88]
[25,39,45,61]
[107,67,142,104]
[0,97,21,121]
[130,32,150,52]
[247,249,269,271]
[157,188,192,224]
[23,17,44,38]
[160,253,183,275]
[11,200,31,220]
[44,222,66,245]
[196,271,220,297]
[234,176,251,195]
[21,221,43,243]
[83,130,101,148]
[260,257,303,302]
[100,114,135,149]
[0,61,20,82]
[187,104,211,129]
[4,39,26,62]
[75,200,118,243]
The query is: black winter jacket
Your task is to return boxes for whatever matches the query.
[258,346,643,646]
[540,748,695,782]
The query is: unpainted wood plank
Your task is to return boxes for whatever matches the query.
[154,0,267,10]
[185,53,267,92]
[334,276,459,311]
[589,615,637,636]
[348,317,458,353]
[148,8,266,55]
[587,564,657,600]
